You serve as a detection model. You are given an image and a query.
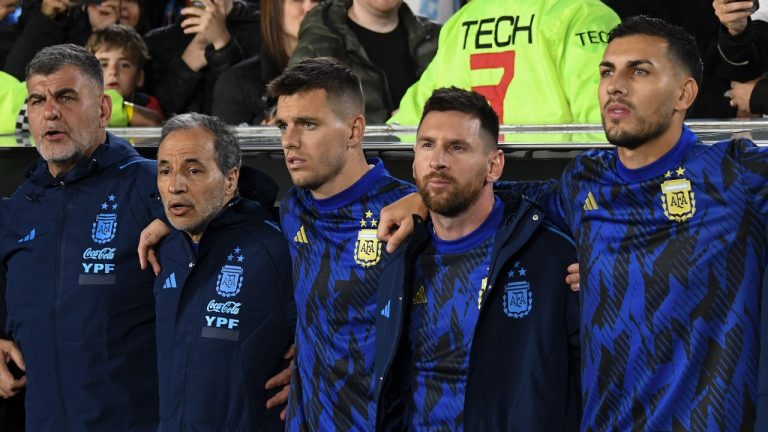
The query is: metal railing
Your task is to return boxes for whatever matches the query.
[4,120,768,151]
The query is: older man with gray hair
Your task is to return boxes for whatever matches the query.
[153,113,296,431]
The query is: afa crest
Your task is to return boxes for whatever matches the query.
[503,282,532,318]
[503,263,532,318]
[354,210,382,267]
[660,171,696,222]
[91,194,119,244]
[216,247,245,297]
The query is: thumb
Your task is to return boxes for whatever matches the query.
[8,347,24,372]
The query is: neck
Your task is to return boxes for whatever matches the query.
[430,187,495,242]
[283,36,298,58]
[347,2,399,33]
[617,121,683,169]
[310,152,370,199]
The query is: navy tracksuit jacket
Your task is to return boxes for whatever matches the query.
[154,198,296,431]
[375,196,581,431]
[0,134,161,431]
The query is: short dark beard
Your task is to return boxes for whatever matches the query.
[416,173,483,217]
[602,108,673,150]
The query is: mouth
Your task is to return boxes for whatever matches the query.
[168,202,193,217]
[106,82,120,89]
[424,174,454,189]
[604,102,632,121]
[286,156,306,170]
[42,129,67,141]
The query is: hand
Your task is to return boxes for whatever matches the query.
[0,340,26,399]
[713,0,754,36]
[565,263,580,292]
[180,0,232,50]
[138,218,171,275]
[86,0,120,31]
[729,78,759,112]
[265,344,295,420]
[40,0,70,18]
[376,192,428,253]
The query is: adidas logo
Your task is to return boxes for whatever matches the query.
[583,191,599,211]
[17,229,36,243]
[380,300,390,318]
[293,226,308,244]
[163,272,177,289]
[413,286,427,305]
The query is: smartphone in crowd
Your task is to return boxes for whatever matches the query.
[726,0,760,13]
[185,0,205,8]
[70,0,102,6]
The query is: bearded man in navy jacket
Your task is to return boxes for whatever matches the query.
[0,43,162,431]
[375,88,581,431]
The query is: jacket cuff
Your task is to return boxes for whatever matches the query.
[204,39,243,74]
[718,19,755,65]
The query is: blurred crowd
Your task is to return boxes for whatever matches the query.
[1,0,767,132]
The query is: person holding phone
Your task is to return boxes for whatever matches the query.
[713,0,768,116]
[2,0,128,80]
[143,0,261,115]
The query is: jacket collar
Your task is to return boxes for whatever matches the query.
[28,132,141,187]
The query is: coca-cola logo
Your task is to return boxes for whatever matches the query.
[207,300,241,315]
[82,247,117,260]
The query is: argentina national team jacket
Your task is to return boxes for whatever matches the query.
[154,197,296,431]
[374,195,581,431]
[0,133,162,431]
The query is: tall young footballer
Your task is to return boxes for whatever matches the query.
[268,58,414,431]
[380,16,768,430]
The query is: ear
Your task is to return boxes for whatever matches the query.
[674,77,698,112]
[348,114,365,147]
[225,167,240,197]
[137,69,145,89]
[99,92,112,128]
[486,149,504,183]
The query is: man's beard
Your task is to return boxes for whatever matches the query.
[602,101,673,150]
[416,172,484,217]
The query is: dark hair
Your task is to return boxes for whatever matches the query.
[609,15,703,86]
[419,87,499,149]
[261,0,289,69]
[161,113,242,174]
[267,57,365,117]
[26,44,104,88]
[85,24,151,68]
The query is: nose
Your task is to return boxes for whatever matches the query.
[43,98,61,121]
[429,145,448,170]
[302,0,315,13]
[167,173,187,194]
[105,63,117,78]
[281,125,299,150]
[605,72,627,97]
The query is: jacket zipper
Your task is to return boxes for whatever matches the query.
[178,245,198,429]
[51,180,69,431]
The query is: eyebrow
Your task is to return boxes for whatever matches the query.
[28,88,78,99]
[600,59,654,68]
[417,136,470,146]
[157,158,204,165]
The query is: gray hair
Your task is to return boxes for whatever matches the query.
[161,113,242,174]
[26,44,104,88]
